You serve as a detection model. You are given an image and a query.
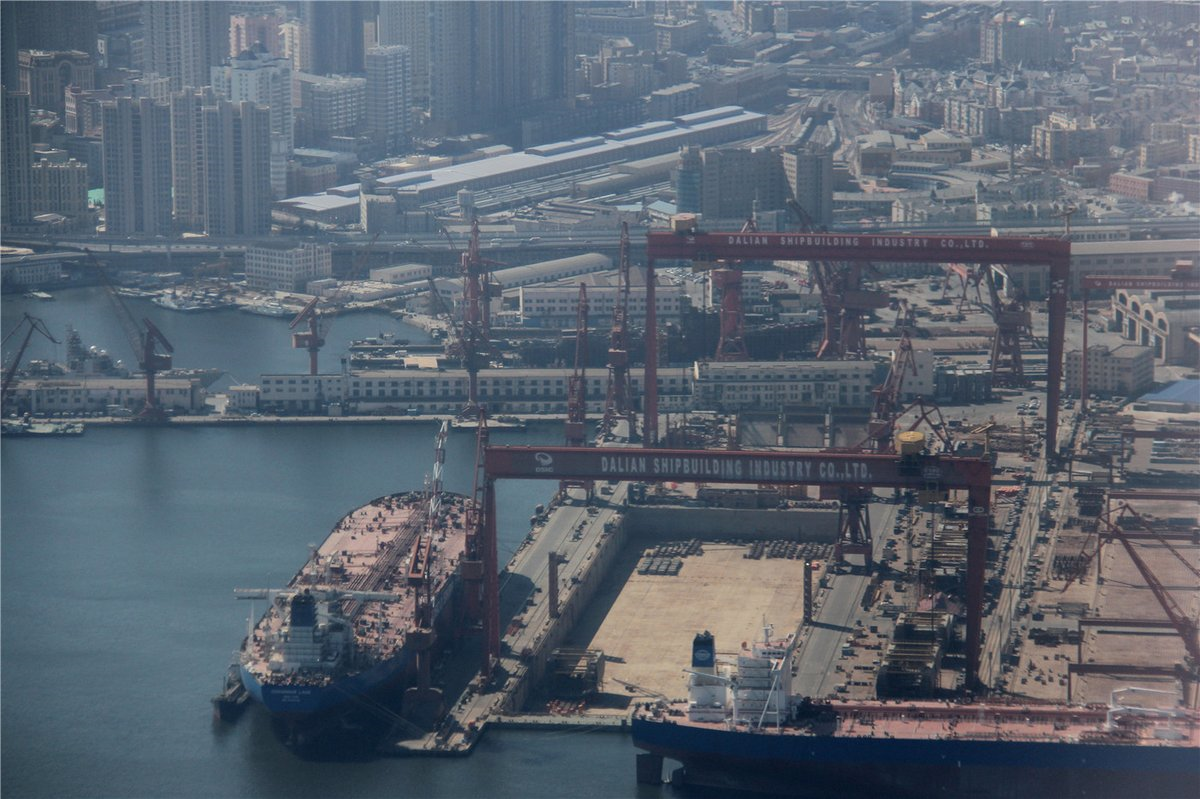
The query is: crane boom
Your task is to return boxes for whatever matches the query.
[84,248,174,420]
[1,314,58,404]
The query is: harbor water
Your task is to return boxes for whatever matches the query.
[1,289,659,797]
[1,423,660,798]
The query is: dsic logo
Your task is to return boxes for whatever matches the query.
[534,452,555,473]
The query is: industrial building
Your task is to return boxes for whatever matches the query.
[1065,344,1155,398]
[276,106,767,229]
[244,242,332,292]
[690,360,880,411]
[995,239,1200,299]
[1111,288,1200,364]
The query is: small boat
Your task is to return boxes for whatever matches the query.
[241,300,292,317]
[211,663,250,723]
[23,290,54,300]
[1,419,85,437]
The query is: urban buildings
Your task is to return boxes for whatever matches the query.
[1065,345,1155,397]
[2,87,34,229]
[426,1,575,137]
[200,100,272,236]
[782,146,834,227]
[31,152,89,224]
[295,73,366,148]
[17,49,94,117]
[142,1,230,91]
[210,44,293,197]
[101,96,171,236]
[377,2,430,106]
[365,45,412,157]
[245,243,332,292]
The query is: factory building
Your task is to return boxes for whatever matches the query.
[690,360,879,412]
[993,239,1200,300]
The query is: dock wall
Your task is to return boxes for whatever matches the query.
[624,506,839,541]
[499,513,631,713]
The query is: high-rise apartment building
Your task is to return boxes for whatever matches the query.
[377,3,430,105]
[101,96,172,236]
[142,1,230,90]
[2,87,34,228]
[211,44,293,197]
[31,153,90,220]
[782,146,834,228]
[201,100,271,236]
[295,73,366,147]
[365,45,412,157]
[301,1,368,76]
[229,11,285,59]
[169,87,216,232]
[427,1,575,136]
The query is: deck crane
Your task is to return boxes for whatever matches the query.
[84,248,175,421]
[602,222,637,439]
[1,313,57,407]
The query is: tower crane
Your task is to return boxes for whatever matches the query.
[289,297,326,377]
[602,222,637,439]
[426,220,505,415]
[561,284,593,497]
[1,313,57,408]
[84,249,175,421]
[564,284,589,448]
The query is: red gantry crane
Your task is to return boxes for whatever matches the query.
[85,248,175,421]
[983,266,1032,387]
[1,313,57,409]
[561,284,593,497]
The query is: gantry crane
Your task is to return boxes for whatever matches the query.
[85,249,175,421]
[1,313,57,409]
[785,199,889,360]
[945,263,985,313]
[709,216,757,361]
[601,222,637,439]
[983,266,1032,387]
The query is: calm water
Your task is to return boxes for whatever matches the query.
[2,287,431,389]
[2,293,662,798]
[1,423,663,798]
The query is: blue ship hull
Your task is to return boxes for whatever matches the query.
[240,646,416,716]
[631,716,1200,798]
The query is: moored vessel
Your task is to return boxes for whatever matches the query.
[232,423,469,748]
[632,628,1200,798]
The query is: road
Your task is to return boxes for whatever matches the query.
[791,494,899,698]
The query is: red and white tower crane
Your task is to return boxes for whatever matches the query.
[85,249,175,421]
[289,297,325,376]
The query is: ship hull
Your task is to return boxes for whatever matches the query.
[632,717,1199,798]
[242,577,461,719]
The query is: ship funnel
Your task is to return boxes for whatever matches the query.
[692,631,716,673]
[289,590,317,628]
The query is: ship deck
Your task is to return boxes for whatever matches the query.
[642,698,1200,748]
[241,492,469,680]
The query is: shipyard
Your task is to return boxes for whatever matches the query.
[4,2,1200,797]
